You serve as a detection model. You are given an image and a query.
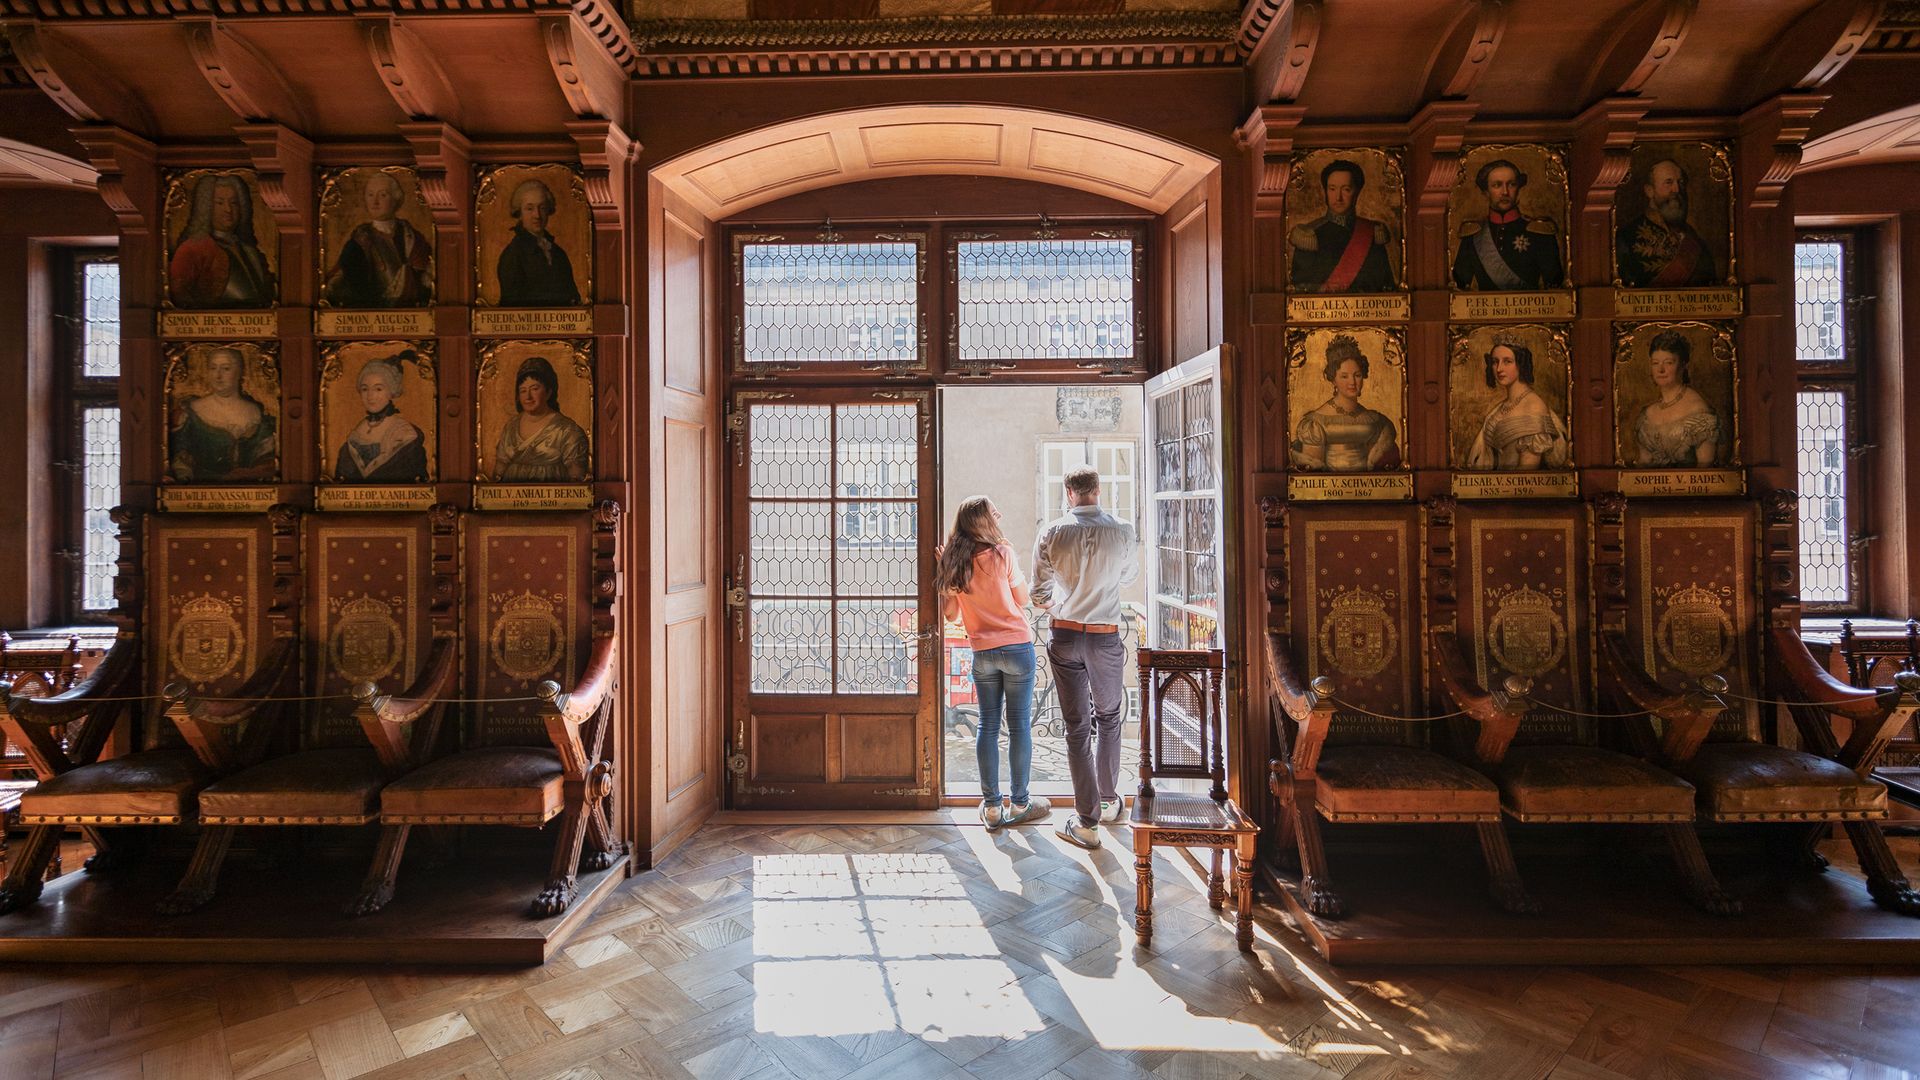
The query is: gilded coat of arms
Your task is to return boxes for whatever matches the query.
[491,590,565,681]
[1487,585,1566,678]
[330,595,403,682]
[170,594,245,683]
[1656,584,1735,675]
[1318,587,1398,678]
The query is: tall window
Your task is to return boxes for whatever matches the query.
[1792,233,1867,610]
[58,252,121,619]
[1038,438,1137,531]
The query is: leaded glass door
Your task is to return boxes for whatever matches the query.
[1145,348,1224,650]
[727,389,938,809]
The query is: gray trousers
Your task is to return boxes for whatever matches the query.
[1046,627,1127,821]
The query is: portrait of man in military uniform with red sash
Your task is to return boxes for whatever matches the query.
[1288,158,1398,294]
[1615,157,1721,288]
[1452,158,1564,291]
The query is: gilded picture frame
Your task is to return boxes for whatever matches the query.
[161,169,279,311]
[317,166,437,311]
[474,164,593,309]
[318,341,439,485]
[1447,323,1573,473]
[162,341,282,485]
[475,339,594,485]
[1612,320,1738,469]
[1284,147,1407,296]
[1285,326,1409,489]
[1611,141,1737,289]
[1447,144,1572,303]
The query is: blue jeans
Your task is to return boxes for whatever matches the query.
[972,641,1036,805]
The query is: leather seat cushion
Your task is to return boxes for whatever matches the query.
[380,746,564,824]
[19,747,211,824]
[1497,745,1696,822]
[198,748,388,823]
[1676,742,1887,821]
[1314,745,1500,821]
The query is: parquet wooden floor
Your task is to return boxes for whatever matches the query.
[2,821,1918,1080]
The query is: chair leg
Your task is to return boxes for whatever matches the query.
[1208,848,1226,910]
[0,825,59,913]
[1292,800,1344,918]
[82,826,142,873]
[1234,835,1256,952]
[156,826,236,915]
[1778,821,1830,874]
[580,801,626,872]
[1132,830,1153,947]
[1841,820,1920,916]
[1475,821,1539,915]
[1663,824,1741,916]
[535,796,592,918]
[346,824,412,917]
[1269,767,1300,873]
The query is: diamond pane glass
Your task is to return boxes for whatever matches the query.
[1796,390,1851,604]
[751,600,832,694]
[741,242,918,366]
[836,601,918,695]
[836,502,916,597]
[80,406,119,612]
[749,405,832,499]
[751,503,831,597]
[955,239,1135,362]
[81,261,120,378]
[1794,242,1846,363]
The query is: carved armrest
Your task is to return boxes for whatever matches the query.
[353,635,459,774]
[1772,625,1918,772]
[1598,632,1723,765]
[0,637,138,727]
[1266,631,1334,778]
[166,637,300,773]
[540,635,618,780]
[1429,628,1524,765]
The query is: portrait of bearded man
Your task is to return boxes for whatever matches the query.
[1289,159,1397,294]
[168,173,276,309]
[1452,158,1564,291]
[324,171,434,309]
[1615,158,1720,288]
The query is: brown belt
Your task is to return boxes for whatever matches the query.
[1052,618,1118,634]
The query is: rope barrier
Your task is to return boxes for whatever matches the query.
[1326,697,1469,723]
[3,691,554,707]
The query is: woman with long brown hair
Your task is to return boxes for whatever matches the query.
[938,496,1048,829]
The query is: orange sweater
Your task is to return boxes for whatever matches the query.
[943,543,1032,652]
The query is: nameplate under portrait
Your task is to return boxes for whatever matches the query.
[1447,145,1574,323]
[163,341,281,494]
[160,169,279,339]
[1613,319,1740,496]
[1448,323,1575,499]
[476,338,593,510]
[1612,141,1740,318]
[1284,148,1408,324]
[474,164,593,338]
[315,166,437,339]
[1285,326,1411,502]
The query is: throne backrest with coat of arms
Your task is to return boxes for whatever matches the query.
[1285,504,1424,748]
[464,511,602,748]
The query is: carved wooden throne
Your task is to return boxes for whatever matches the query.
[0,507,301,914]
[369,504,626,917]
[1430,498,1740,915]
[156,508,462,916]
[1265,499,1533,918]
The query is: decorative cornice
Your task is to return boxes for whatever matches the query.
[1863,0,1920,51]
[630,11,1238,52]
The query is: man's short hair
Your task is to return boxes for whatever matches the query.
[1475,159,1527,193]
[1320,159,1366,194]
[1063,466,1101,497]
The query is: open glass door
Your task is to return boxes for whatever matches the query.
[1145,347,1225,651]
[726,389,939,809]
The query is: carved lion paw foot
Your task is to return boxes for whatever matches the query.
[531,879,578,918]
[344,883,395,918]
[1869,883,1920,917]
[0,882,44,915]
[155,886,213,916]
[580,850,616,872]
[1302,879,1345,919]
[1692,888,1744,917]
[1491,882,1540,916]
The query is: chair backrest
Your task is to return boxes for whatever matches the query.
[0,633,83,699]
[464,504,617,748]
[1278,503,1424,747]
[1137,647,1226,800]
[304,507,459,747]
[1838,619,1920,689]
[1449,502,1591,745]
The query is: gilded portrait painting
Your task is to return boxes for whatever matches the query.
[1448,145,1569,292]
[163,170,279,310]
[476,341,593,483]
[1286,327,1406,473]
[1448,324,1572,471]
[319,341,438,484]
[319,167,436,310]
[1285,148,1405,295]
[474,165,592,309]
[1613,321,1736,468]
[164,342,281,484]
[1613,142,1735,289]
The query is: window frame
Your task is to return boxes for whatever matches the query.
[1793,229,1872,613]
[729,226,931,379]
[52,247,122,624]
[943,223,1149,379]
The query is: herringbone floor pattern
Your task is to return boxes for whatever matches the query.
[2,822,1919,1080]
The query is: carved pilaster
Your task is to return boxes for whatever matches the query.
[1738,91,1828,212]
[1236,103,1305,219]
[1594,491,1628,635]
[1407,100,1479,288]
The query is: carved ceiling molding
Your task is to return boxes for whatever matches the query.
[70,123,158,235]
[235,122,313,229]
[182,16,310,129]
[1433,0,1507,100]
[1573,0,1696,106]
[1615,0,1697,95]
[1863,0,1920,50]
[398,120,471,226]
[363,16,460,125]
[1740,91,1827,209]
[1243,0,1318,104]
[1572,95,1649,215]
[1409,99,1479,221]
[1234,102,1305,216]
[633,39,1237,77]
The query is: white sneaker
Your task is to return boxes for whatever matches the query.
[1055,814,1102,850]
[981,800,1006,829]
[1004,796,1052,826]
[1097,798,1126,824]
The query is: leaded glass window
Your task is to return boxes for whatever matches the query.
[954,237,1138,366]
[736,235,923,370]
[61,252,120,619]
[1792,233,1866,610]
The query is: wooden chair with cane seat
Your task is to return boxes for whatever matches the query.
[155,507,462,916]
[1130,647,1260,950]
[1596,494,1920,914]
[362,503,626,917]
[0,507,303,914]
[1264,498,1534,918]
[1429,498,1740,915]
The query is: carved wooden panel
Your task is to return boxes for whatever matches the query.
[665,420,707,593]
[751,711,827,782]
[1457,504,1590,743]
[148,519,270,699]
[664,208,707,396]
[1625,501,1760,741]
[840,712,916,783]
[666,616,709,798]
[1170,196,1213,365]
[467,514,591,746]
[1291,507,1421,746]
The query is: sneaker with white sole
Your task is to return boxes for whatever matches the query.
[1055,813,1101,850]
[1003,795,1051,827]
[981,800,1006,829]
[1097,798,1126,824]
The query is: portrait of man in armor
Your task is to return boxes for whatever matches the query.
[1288,330,1403,472]
[321,168,435,309]
[1286,150,1403,295]
[1614,143,1732,288]
[1451,150,1567,291]
[166,171,277,309]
